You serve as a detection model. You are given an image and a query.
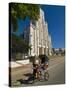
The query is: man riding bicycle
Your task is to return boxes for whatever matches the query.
[33,55,49,80]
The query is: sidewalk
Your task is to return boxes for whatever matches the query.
[9,59,30,68]
[10,62,32,73]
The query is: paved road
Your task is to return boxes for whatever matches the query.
[11,56,65,87]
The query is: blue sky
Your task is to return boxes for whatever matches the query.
[42,5,65,48]
[14,5,65,48]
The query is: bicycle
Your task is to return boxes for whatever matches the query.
[28,64,49,84]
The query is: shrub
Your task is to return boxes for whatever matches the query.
[39,54,45,59]
[39,54,49,64]
[29,56,36,63]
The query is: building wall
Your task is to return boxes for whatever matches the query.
[48,35,52,55]
[23,8,52,56]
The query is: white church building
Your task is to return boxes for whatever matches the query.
[23,8,52,56]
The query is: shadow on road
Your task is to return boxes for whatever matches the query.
[17,73,34,84]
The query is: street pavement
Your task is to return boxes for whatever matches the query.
[10,56,65,87]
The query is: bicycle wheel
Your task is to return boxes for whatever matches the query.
[44,72,49,81]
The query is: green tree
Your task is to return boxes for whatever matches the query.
[10,3,40,31]
[11,34,30,56]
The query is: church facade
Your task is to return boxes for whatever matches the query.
[23,8,52,56]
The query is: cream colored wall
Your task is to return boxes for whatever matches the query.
[24,8,52,56]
